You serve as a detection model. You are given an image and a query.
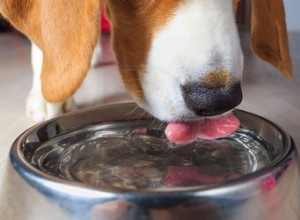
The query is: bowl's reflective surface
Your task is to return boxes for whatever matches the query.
[31,123,272,190]
[5,103,300,220]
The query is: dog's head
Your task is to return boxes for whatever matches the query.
[1,0,292,122]
[106,0,244,121]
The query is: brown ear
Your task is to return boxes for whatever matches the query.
[0,0,100,102]
[251,0,292,77]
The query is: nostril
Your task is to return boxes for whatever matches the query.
[182,83,243,116]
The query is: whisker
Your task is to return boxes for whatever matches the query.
[158,121,165,132]
[124,106,139,120]
[137,111,147,122]
[149,118,157,128]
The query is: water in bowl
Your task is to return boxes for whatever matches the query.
[31,121,271,190]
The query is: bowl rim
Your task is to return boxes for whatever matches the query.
[10,103,295,200]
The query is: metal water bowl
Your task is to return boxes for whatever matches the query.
[3,103,300,220]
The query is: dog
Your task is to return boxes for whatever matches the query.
[0,0,292,142]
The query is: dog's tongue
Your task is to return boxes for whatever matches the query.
[165,114,240,144]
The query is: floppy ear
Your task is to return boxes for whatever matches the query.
[251,0,292,77]
[0,0,100,102]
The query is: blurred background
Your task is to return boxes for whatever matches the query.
[235,0,300,32]
[0,0,299,164]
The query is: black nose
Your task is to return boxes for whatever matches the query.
[182,83,243,116]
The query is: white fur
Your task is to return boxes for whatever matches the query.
[141,0,243,121]
[90,36,103,67]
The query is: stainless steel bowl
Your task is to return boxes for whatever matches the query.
[2,103,300,220]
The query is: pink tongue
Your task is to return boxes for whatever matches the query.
[165,114,240,144]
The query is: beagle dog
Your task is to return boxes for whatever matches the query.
[0,0,292,142]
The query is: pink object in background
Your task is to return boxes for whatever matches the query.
[101,3,111,33]
[260,176,276,192]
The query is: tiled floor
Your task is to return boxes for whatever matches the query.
[0,30,299,183]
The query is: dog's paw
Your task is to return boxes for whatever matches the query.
[26,91,76,123]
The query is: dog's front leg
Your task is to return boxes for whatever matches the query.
[90,35,102,67]
[26,43,76,122]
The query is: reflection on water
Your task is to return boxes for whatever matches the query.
[31,122,270,189]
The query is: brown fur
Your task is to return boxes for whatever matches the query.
[106,0,184,102]
[201,70,235,88]
[232,0,240,11]
[1,0,100,102]
[0,0,292,103]
[251,0,292,77]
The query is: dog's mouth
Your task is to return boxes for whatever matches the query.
[165,112,240,144]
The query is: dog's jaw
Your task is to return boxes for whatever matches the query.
[140,0,244,121]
